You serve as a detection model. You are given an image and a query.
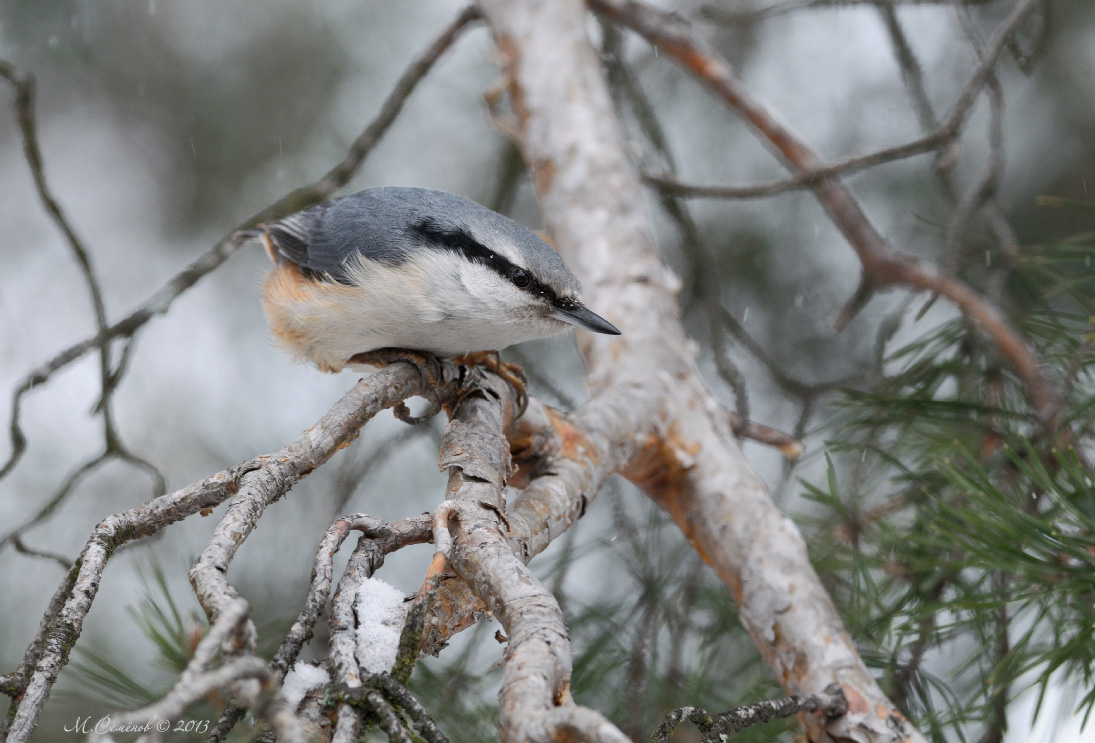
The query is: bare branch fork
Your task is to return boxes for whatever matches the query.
[0,59,165,522]
[593,0,1061,432]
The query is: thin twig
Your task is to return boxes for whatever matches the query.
[8,536,72,571]
[947,0,1021,298]
[725,413,806,459]
[0,60,111,435]
[642,142,937,198]
[601,20,755,418]
[336,685,415,743]
[0,453,111,550]
[0,60,166,504]
[374,674,452,743]
[89,601,307,743]
[649,684,847,743]
[698,0,997,25]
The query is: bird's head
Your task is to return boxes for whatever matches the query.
[408,211,620,340]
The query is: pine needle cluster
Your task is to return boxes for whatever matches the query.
[804,221,1095,741]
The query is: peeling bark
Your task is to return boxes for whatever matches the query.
[436,376,630,742]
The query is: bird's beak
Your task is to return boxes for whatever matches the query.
[555,303,621,335]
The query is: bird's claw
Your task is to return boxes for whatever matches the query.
[452,351,529,418]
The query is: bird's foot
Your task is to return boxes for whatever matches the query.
[347,348,444,425]
[451,351,529,418]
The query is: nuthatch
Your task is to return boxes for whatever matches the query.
[239,187,620,374]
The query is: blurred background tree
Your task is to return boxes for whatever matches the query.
[1,1,1093,741]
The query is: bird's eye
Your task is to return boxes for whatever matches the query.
[511,267,531,288]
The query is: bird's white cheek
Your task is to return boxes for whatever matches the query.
[457,264,510,312]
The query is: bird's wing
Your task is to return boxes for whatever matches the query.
[262,203,332,274]
[261,193,416,284]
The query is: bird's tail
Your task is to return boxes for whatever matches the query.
[232,226,281,264]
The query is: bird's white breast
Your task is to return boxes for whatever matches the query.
[264,251,567,373]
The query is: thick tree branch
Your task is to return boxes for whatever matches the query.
[477,0,924,740]
[432,374,628,743]
[415,398,614,656]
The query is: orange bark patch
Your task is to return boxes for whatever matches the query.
[841,683,871,717]
[548,407,597,464]
[620,423,713,565]
[509,407,599,489]
[533,158,557,196]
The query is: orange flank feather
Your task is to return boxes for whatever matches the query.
[262,261,363,373]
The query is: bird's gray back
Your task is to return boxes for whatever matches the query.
[267,187,580,296]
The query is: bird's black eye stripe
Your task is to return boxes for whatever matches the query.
[411,219,562,302]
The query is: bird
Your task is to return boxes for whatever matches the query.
[238,186,620,376]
